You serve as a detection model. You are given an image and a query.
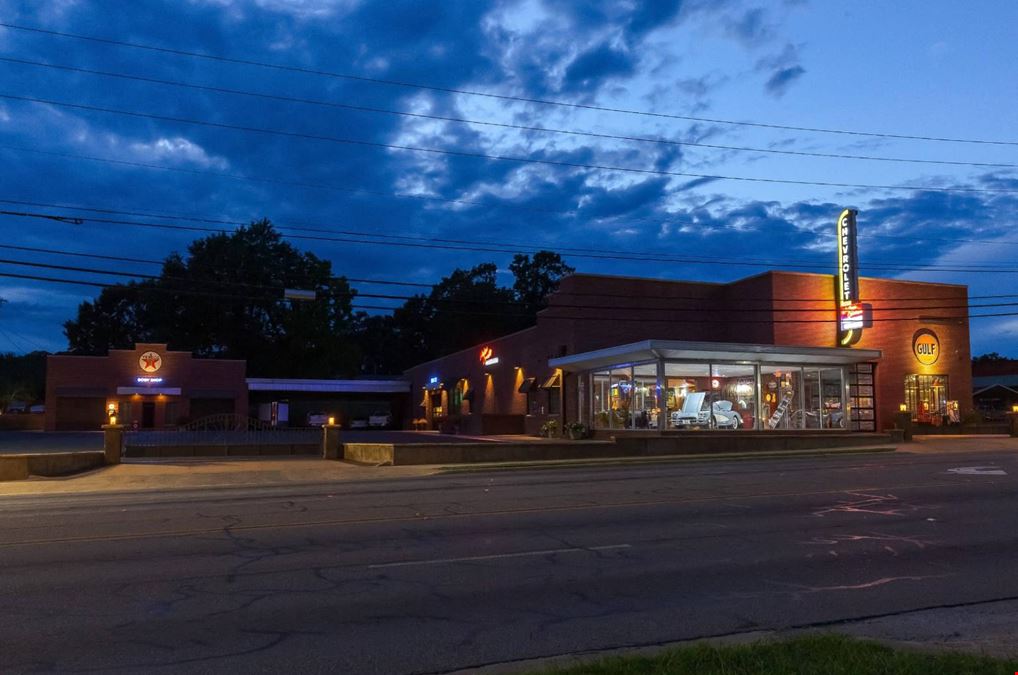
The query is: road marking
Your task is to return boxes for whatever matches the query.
[946,466,1007,476]
[368,544,631,569]
[0,480,976,547]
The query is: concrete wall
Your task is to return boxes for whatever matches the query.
[342,431,894,466]
[124,443,319,458]
[0,451,105,481]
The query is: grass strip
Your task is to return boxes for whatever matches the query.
[532,634,1013,674]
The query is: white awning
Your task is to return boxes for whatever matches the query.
[549,339,881,372]
[246,378,410,394]
[116,386,183,396]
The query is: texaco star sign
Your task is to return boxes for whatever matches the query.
[139,351,162,373]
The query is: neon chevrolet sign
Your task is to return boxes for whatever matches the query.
[836,208,867,346]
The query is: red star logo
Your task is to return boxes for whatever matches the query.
[141,353,161,371]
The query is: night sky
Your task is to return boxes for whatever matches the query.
[0,1,1016,356]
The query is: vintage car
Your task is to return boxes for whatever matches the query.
[670,392,742,430]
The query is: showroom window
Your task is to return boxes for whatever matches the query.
[664,363,710,429]
[905,374,949,423]
[711,364,756,430]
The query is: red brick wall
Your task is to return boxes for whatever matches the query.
[404,272,973,434]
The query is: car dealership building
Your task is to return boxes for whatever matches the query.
[404,269,972,436]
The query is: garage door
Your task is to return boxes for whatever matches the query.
[55,397,106,431]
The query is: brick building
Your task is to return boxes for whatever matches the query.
[404,271,972,435]
[45,343,247,431]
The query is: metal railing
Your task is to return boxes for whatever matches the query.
[125,414,320,447]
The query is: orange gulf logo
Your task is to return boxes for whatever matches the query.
[912,329,940,366]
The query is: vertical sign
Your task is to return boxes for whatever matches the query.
[836,208,864,346]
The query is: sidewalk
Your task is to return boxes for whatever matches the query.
[0,457,434,497]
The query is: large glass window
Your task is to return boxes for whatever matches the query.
[905,374,949,423]
[609,367,633,429]
[664,363,710,429]
[631,363,659,429]
[711,364,756,430]
[592,371,610,429]
[760,366,802,429]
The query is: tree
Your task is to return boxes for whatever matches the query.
[358,252,574,373]
[510,251,575,314]
[63,220,362,377]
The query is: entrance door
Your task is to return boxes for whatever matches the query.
[141,401,156,428]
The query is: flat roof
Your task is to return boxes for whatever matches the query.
[549,339,882,372]
[246,378,410,394]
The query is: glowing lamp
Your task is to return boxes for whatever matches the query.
[899,403,908,412]
[109,415,117,426]
[1012,405,1018,414]
[328,416,336,426]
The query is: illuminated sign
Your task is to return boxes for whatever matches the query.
[135,376,164,384]
[912,329,940,366]
[428,376,439,385]
[479,346,499,367]
[836,209,867,346]
[139,351,162,373]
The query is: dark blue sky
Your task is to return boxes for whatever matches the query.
[0,0,1016,356]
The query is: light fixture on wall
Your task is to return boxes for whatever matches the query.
[899,403,908,412]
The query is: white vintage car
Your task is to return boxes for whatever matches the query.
[671,392,742,430]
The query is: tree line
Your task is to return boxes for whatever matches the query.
[59,220,575,377]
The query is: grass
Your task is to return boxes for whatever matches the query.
[534,634,1014,675]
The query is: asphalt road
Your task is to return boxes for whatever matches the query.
[2,449,1017,674]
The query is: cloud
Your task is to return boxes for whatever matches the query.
[561,42,636,92]
[127,137,231,170]
[756,43,806,96]
[726,7,773,46]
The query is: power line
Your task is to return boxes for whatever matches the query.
[3,56,1015,170]
[4,206,1018,275]
[5,150,1018,255]
[0,270,996,325]
[0,242,432,288]
[6,93,1018,195]
[6,239,1006,305]
[0,255,1009,315]
[0,240,993,303]
[3,21,1017,147]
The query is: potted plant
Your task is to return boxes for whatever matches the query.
[539,419,560,438]
[565,422,588,440]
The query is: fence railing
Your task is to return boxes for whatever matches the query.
[124,414,320,448]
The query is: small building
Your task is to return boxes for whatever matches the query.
[404,271,973,435]
[45,343,247,431]
[44,343,411,431]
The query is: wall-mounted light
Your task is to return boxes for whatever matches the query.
[899,403,908,412]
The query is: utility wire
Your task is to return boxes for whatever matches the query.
[3,21,1017,147]
[3,207,1018,275]
[0,270,993,325]
[4,239,1002,304]
[0,242,432,288]
[5,150,1018,255]
[2,56,1014,170]
[5,93,1017,195]
[0,256,1006,314]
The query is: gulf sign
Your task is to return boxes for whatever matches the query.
[912,329,940,366]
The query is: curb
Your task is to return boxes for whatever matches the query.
[436,446,897,473]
